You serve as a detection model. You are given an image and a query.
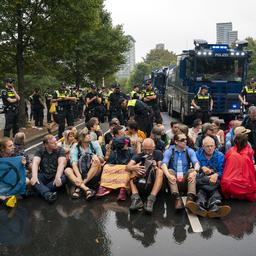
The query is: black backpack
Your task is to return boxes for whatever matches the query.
[77,143,96,178]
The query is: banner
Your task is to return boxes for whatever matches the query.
[0,156,26,196]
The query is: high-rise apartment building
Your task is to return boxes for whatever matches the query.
[216,22,238,45]
[116,35,136,79]
[228,31,238,45]
[156,43,165,50]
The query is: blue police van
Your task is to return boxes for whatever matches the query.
[165,39,251,122]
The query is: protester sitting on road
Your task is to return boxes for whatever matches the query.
[179,124,195,149]
[87,117,104,145]
[104,125,126,161]
[221,127,256,202]
[0,137,30,207]
[156,123,169,146]
[104,118,120,145]
[166,121,180,142]
[65,128,104,200]
[211,119,225,150]
[31,134,67,203]
[96,136,134,201]
[150,126,165,152]
[188,118,202,145]
[241,106,256,159]
[126,119,146,153]
[186,136,231,218]
[194,123,221,151]
[57,129,77,163]
[126,138,164,214]
[225,120,242,152]
[14,132,32,171]
[161,133,200,210]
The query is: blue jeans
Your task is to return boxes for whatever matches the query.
[33,172,67,199]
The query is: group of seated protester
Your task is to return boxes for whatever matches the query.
[1,112,256,219]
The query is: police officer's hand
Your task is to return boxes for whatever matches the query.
[53,175,62,187]
[133,162,146,176]
[31,176,40,186]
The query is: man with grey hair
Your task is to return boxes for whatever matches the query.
[186,136,231,218]
[242,106,256,159]
[126,138,163,214]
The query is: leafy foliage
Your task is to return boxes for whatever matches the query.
[0,0,129,125]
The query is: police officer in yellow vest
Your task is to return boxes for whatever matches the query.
[191,85,213,123]
[120,98,153,137]
[238,78,256,111]
[53,82,77,138]
[130,85,140,100]
[1,78,20,137]
[142,82,162,124]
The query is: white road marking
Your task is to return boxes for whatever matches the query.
[182,196,203,233]
[25,122,85,152]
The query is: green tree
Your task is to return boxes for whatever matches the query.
[0,0,102,125]
[128,62,153,87]
[246,37,256,79]
[59,10,129,86]
[144,48,176,69]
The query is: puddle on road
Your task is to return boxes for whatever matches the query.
[0,194,256,256]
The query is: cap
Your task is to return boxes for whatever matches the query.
[4,78,14,84]
[201,85,209,90]
[234,126,251,136]
[90,84,97,89]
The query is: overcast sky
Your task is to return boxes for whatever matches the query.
[104,0,256,62]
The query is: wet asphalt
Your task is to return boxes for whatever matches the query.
[0,113,256,256]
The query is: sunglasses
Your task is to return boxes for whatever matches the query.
[178,138,187,142]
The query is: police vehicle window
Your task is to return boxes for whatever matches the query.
[196,57,244,82]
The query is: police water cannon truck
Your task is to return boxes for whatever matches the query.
[165,39,251,122]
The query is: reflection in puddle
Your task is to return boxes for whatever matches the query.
[0,195,256,255]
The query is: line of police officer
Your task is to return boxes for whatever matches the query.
[2,76,256,140]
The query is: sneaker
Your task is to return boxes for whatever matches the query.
[45,192,57,204]
[144,195,156,214]
[129,194,144,211]
[37,127,44,131]
[96,186,112,198]
[208,205,231,218]
[186,201,208,217]
[117,188,126,201]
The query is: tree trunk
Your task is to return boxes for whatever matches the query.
[16,6,26,127]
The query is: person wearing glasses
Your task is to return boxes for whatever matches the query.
[161,133,200,210]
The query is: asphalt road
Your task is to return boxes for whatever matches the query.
[0,113,256,256]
